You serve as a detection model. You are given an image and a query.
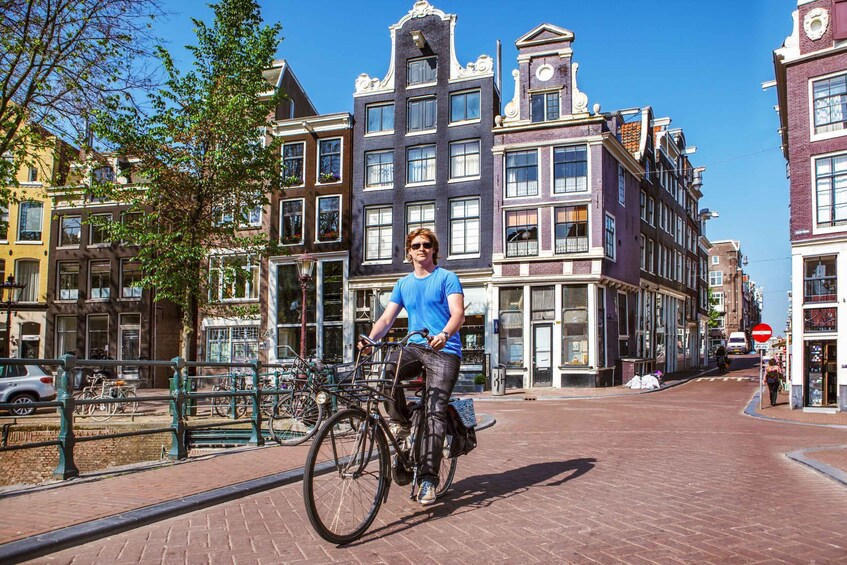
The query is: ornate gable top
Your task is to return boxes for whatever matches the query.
[515,23,575,48]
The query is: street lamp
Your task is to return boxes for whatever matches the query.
[0,275,26,358]
[293,253,315,360]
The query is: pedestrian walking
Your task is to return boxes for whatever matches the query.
[764,358,782,407]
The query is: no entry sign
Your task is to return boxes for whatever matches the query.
[751,323,773,343]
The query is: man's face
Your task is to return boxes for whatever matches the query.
[408,235,434,263]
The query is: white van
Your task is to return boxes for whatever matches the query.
[727,332,749,354]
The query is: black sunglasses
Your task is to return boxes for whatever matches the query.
[410,241,433,250]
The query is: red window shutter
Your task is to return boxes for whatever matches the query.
[834,0,847,40]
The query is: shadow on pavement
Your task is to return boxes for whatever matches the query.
[350,458,596,545]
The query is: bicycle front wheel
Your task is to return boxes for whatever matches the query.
[118,389,139,415]
[89,394,116,422]
[436,453,458,498]
[268,391,323,446]
[303,407,389,544]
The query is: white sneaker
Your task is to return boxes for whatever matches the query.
[417,480,436,505]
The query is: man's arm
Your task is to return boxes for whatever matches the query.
[430,292,465,351]
[367,301,403,343]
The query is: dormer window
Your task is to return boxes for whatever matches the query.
[531,91,559,123]
[407,57,437,86]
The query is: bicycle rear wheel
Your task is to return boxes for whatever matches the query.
[268,391,323,446]
[89,394,116,421]
[118,389,139,415]
[436,452,457,498]
[303,407,389,544]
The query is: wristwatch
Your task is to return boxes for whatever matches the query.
[439,331,450,340]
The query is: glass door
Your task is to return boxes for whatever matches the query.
[805,340,837,407]
[119,314,141,378]
[532,324,553,387]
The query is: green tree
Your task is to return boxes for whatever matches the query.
[707,287,721,329]
[91,0,285,359]
[0,0,162,189]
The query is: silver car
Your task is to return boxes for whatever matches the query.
[0,364,56,416]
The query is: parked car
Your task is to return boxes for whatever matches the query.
[0,364,56,416]
[727,332,750,355]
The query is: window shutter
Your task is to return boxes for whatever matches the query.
[834,0,847,40]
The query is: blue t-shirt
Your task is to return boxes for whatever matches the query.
[389,266,463,358]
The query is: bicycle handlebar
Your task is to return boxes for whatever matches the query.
[358,328,429,349]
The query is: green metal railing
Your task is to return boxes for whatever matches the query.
[0,355,310,481]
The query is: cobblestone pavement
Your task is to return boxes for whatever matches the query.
[24,360,847,564]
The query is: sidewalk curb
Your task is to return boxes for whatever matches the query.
[742,393,847,490]
[0,415,496,564]
[785,446,847,488]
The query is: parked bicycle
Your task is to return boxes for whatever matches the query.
[74,370,138,421]
[302,329,469,544]
[267,351,339,446]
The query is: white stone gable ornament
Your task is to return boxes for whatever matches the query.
[410,0,435,18]
[804,7,829,41]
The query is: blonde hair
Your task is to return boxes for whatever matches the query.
[405,228,439,264]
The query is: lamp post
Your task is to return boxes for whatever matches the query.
[293,253,315,360]
[0,275,26,358]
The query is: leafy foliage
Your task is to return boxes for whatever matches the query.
[91,0,285,358]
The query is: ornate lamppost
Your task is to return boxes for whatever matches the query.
[0,275,27,358]
[293,254,315,360]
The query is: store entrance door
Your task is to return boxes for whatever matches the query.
[805,340,837,407]
[532,324,553,387]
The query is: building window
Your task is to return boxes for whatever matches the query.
[322,261,344,363]
[555,205,588,254]
[59,216,81,247]
[562,285,588,366]
[450,90,480,122]
[89,261,110,299]
[87,315,109,359]
[366,103,394,134]
[280,199,303,245]
[449,140,480,179]
[407,97,437,132]
[646,238,654,273]
[17,200,42,241]
[647,197,655,225]
[640,236,646,270]
[56,316,77,356]
[89,213,112,245]
[814,154,847,227]
[121,259,143,298]
[407,57,437,85]
[711,255,719,265]
[618,292,629,357]
[407,145,436,184]
[316,196,341,242]
[0,207,8,240]
[206,326,259,363]
[406,202,435,234]
[804,256,837,303]
[365,150,393,188]
[499,287,524,369]
[318,139,341,183]
[604,214,616,260]
[713,291,724,309]
[531,91,559,122]
[618,164,626,205]
[505,150,538,197]
[804,308,837,332]
[365,206,392,261]
[812,73,847,135]
[450,197,480,255]
[27,166,38,183]
[709,270,723,287]
[553,145,587,193]
[15,260,39,302]
[208,255,259,301]
[57,262,79,301]
[640,191,646,220]
[505,209,538,257]
[282,142,304,185]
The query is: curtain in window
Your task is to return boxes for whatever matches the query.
[15,260,39,302]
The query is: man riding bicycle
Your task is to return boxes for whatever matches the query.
[359,228,464,505]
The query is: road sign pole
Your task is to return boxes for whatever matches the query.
[751,323,773,411]
[759,349,764,410]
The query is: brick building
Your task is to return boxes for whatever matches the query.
[773,0,847,410]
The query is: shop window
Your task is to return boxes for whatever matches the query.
[206,326,258,363]
[804,256,837,303]
[804,308,837,333]
[618,292,629,357]
[498,287,524,369]
[562,285,588,366]
[87,315,109,359]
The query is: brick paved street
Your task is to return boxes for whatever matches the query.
[22,358,847,564]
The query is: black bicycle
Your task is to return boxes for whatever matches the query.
[302,329,458,544]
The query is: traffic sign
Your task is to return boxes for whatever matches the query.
[751,323,772,343]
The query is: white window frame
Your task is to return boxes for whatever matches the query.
[809,70,847,142]
[552,144,588,194]
[811,150,847,233]
[120,258,143,299]
[618,164,626,205]
[505,149,539,198]
[208,254,260,302]
[449,89,481,124]
[88,213,112,246]
[604,213,616,261]
[449,197,480,256]
[281,141,305,186]
[406,144,436,185]
[709,270,723,287]
[89,260,111,300]
[364,206,393,262]
[449,139,480,181]
[280,198,304,245]
[317,138,342,184]
[406,201,436,235]
[365,150,394,189]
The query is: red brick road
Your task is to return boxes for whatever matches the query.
[26,363,847,564]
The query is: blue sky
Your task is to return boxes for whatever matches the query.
[156,0,796,333]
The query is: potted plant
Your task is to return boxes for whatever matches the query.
[319,172,340,183]
[473,374,486,393]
